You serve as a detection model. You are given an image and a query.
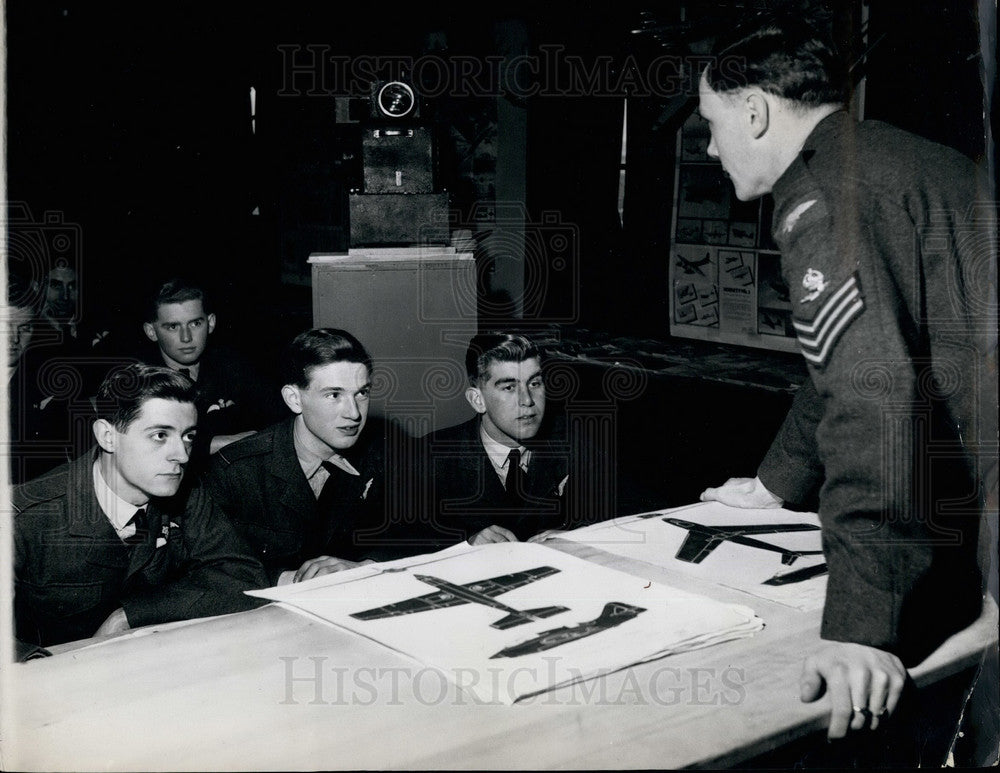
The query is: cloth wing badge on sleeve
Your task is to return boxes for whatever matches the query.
[792,272,865,368]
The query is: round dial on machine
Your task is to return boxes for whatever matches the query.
[375,81,417,119]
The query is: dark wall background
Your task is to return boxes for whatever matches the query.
[7,3,260,352]
[6,1,992,357]
[865,2,989,164]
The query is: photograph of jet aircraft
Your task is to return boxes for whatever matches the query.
[349,567,569,630]
[675,252,712,276]
[663,518,824,566]
[491,602,646,659]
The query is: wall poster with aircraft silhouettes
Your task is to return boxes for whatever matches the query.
[669,113,798,352]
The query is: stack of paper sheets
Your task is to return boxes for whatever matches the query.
[558,501,827,611]
[249,541,763,704]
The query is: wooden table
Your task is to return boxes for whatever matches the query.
[3,539,996,770]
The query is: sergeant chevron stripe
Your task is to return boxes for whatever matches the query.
[792,273,865,367]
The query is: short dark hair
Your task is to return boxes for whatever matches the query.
[147,278,210,322]
[465,332,541,386]
[705,15,848,107]
[95,364,197,431]
[44,261,77,279]
[283,328,373,389]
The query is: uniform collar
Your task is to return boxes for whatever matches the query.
[772,109,850,204]
[292,415,360,479]
[162,358,200,381]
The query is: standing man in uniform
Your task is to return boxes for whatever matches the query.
[695,15,995,741]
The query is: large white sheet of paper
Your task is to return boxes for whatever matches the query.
[558,501,827,611]
[249,541,763,704]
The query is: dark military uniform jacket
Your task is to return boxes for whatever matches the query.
[139,343,283,472]
[13,452,269,648]
[8,328,137,484]
[757,111,993,665]
[206,417,403,584]
[188,345,283,443]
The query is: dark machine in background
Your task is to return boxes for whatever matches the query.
[349,78,450,247]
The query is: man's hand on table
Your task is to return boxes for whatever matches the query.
[94,607,131,637]
[293,556,373,583]
[468,525,518,545]
[800,641,906,739]
[700,476,783,509]
[527,529,565,543]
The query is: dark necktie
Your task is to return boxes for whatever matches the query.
[317,460,345,507]
[178,368,191,379]
[505,448,525,503]
[123,507,147,546]
[305,461,343,557]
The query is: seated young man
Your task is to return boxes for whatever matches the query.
[206,328,407,586]
[6,272,53,485]
[10,267,131,483]
[415,332,607,549]
[141,278,281,464]
[33,262,111,350]
[13,364,268,650]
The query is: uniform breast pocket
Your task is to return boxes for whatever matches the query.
[19,580,109,618]
[16,579,117,644]
[233,521,301,562]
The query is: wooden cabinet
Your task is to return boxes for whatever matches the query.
[310,247,478,434]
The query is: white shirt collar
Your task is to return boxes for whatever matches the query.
[93,460,148,533]
[479,421,530,472]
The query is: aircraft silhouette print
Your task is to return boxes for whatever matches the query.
[349,567,645,658]
[349,567,570,630]
[490,602,646,659]
[660,517,829,585]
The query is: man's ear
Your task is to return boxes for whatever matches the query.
[465,386,486,415]
[281,384,303,415]
[745,91,770,139]
[93,418,117,453]
[142,322,158,343]
[207,313,217,335]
